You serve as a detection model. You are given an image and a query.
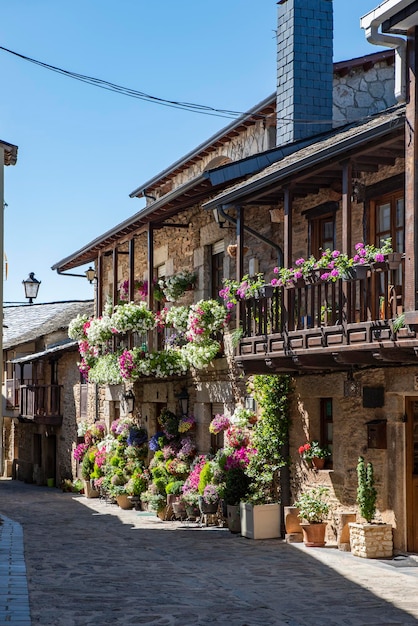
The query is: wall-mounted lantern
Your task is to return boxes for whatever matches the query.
[123,389,135,414]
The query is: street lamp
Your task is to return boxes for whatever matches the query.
[85,266,96,283]
[22,272,41,304]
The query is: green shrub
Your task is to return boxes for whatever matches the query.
[356,457,377,523]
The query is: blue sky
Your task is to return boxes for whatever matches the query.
[1,1,387,304]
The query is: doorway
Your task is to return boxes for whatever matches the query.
[405,399,418,552]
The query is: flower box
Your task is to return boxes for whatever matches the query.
[342,265,369,281]
[387,252,402,270]
[239,502,281,539]
[254,285,275,299]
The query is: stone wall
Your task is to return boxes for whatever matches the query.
[333,59,396,127]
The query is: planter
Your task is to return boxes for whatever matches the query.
[348,522,393,558]
[370,260,389,272]
[311,457,326,470]
[46,478,55,488]
[185,504,200,520]
[240,502,281,540]
[387,252,402,270]
[300,522,327,547]
[284,506,303,543]
[198,496,219,515]
[84,480,99,499]
[226,504,241,534]
[116,494,133,510]
[255,285,274,299]
[342,264,369,281]
[127,496,142,511]
[172,500,187,520]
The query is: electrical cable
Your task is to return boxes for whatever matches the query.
[0,45,338,125]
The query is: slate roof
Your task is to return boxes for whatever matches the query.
[203,104,406,209]
[3,300,93,350]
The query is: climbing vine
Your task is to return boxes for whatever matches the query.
[245,374,292,504]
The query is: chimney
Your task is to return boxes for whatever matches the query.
[276,0,333,146]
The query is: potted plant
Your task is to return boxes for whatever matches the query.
[223,467,251,533]
[294,487,330,547]
[241,375,291,540]
[298,441,331,469]
[349,457,393,558]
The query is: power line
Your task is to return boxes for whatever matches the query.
[0,45,263,121]
[0,45,339,125]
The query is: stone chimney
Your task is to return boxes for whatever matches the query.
[276,0,333,146]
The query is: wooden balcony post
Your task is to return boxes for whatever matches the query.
[283,187,293,332]
[112,248,118,310]
[236,205,244,330]
[147,223,154,351]
[341,161,352,325]
[97,254,103,317]
[128,238,135,302]
[405,27,418,324]
[128,238,135,349]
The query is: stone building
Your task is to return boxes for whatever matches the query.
[52,1,418,552]
[2,300,93,486]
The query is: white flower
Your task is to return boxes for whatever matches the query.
[111,301,155,334]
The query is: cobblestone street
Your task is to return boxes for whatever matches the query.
[2,479,418,625]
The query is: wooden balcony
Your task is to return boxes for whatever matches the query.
[236,260,418,374]
[19,384,63,426]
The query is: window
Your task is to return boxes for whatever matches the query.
[320,398,333,463]
[210,403,224,453]
[309,215,335,257]
[371,191,404,253]
[211,241,224,301]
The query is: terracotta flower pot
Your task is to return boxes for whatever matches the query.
[300,522,327,547]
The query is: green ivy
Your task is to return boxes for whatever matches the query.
[245,374,292,504]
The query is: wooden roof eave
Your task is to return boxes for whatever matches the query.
[203,111,406,209]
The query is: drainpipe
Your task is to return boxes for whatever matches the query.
[360,11,406,102]
[217,206,284,268]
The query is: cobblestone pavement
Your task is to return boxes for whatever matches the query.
[2,479,418,626]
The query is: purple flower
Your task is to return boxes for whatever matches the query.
[374,253,385,263]
[295,258,305,266]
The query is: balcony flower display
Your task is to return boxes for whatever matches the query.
[182,339,221,369]
[220,274,265,308]
[111,301,155,335]
[141,349,189,378]
[87,353,123,385]
[159,270,197,302]
[68,314,91,341]
[353,238,394,265]
[186,299,229,342]
[165,305,190,332]
[118,278,164,302]
[84,314,114,346]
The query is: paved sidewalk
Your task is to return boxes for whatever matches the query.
[2,478,418,625]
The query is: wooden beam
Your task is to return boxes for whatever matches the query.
[405,26,418,322]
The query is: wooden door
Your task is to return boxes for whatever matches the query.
[406,399,418,552]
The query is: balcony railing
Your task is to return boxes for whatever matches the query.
[239,262,406,357]
[19,384,63,425]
